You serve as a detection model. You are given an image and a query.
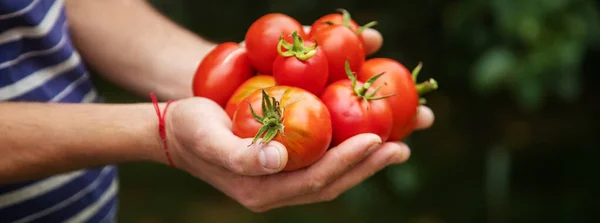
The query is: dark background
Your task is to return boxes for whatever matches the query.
[92,0,600,222]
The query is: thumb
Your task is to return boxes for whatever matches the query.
[225,137,289,175]
[198,125,289,176]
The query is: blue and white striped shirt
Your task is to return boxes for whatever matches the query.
[1,0,118,222]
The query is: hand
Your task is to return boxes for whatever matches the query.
[162,28,435,212]
[163,96,433,212]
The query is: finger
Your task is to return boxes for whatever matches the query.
[186,100,289,176]
[247,133,383,206]
[361,28,383,55]
[256,141,410,211]
[415,105,435,130]
[201,129,289,175]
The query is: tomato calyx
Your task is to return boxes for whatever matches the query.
[411,62,439,104]
[332,8,378,35]
[344,60,395,104]
[246,89,285,146]
[277,31,317,61]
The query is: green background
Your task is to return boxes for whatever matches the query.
[91,0,600,222]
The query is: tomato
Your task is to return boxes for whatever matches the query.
[308,9,376,53]
[192,42,254,108]
[358,58,438,141]
[312,24,366,85]
[272,31,329,96]
[308,9,359,37]
[320,60,394,146]
[232,86,332,171]
[244,13,307,74]
[225,74,276,119]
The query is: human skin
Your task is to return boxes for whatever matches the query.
[0,0,435,212]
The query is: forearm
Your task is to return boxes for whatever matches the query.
[65,0,217,100]
[0,102,164,184]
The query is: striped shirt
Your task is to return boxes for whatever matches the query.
[1,0,118,222]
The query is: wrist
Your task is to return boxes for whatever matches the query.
[143,93,180,167]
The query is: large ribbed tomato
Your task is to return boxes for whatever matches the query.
[232,86,332,171]
[224,74,275,119]
[192,42,254,107]
[358,58,438,141]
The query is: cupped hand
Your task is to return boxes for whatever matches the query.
[161,28,435,212]
[164,96,432,212]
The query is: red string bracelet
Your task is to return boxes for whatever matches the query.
[149,92,176,168]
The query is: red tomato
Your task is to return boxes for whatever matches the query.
[272,31,329,96]
[308,9,360,36]
[313,25,366,85]
[232,86,332,171]
[225,75,276,119]
[320,61,394,146]
[358,58,438,141]
[308,9,376,53]
[244,13,307,74]
[192,42,254,108]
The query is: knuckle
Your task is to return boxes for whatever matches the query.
[226,152,247,174]
[306,176,327,193]
[234,188,264,210]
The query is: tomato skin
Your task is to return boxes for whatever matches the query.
[308,13,359,37]
[272,39,329,96]
[358,58,419,141]
[225,75,276,119]
[320,79,394,146]
[232,86,332,171]
[308,14,367,51]
[312,25,365,85]
[192,42,254,108]
[244,13,307,74]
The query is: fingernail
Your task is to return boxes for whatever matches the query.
[365,142,381,156]
[259,146,281,170]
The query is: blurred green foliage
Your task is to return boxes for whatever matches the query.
[91,0,600,222]
[445,0,600,111]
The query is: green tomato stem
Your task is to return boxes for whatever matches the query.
[356,21,378,35]
[276,31,317,61]
[334,8,378,35]
[410,62,439,105]
[246,89,285,146]
[343,60,395,101]
[416,78,438,95]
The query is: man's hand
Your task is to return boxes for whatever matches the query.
[160,95,433,212]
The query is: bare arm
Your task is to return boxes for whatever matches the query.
[0,102,164,184]
[64,0,217,100]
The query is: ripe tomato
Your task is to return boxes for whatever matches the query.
[308,9,376,53]
[358,58,438,141]
[232,86,332,171]
[320,61,394,146]
[272,31,329,96]
[192,42,254,108]
[244,13,307,74]
[225,74,275,119]
[312,24,366,85]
